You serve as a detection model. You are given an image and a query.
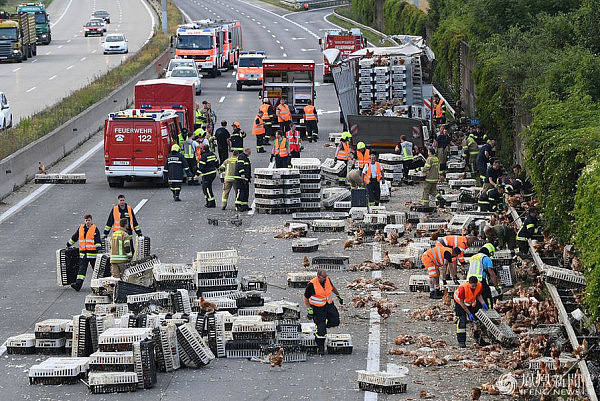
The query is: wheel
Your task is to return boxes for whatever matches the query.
[236,82,242,91]
[107,177,124,188]
[210,68,217,78]
[124,49,128,54]
[7,115,12,128]
[106,19,110,24]
[197,90,202,95]
[47,34,51,44]
[216,69,222,76]
[85,33,88,37]
[100,32,103,36]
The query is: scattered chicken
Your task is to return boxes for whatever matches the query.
[302,256,310,268]
[442,288,451,306]
[471,387,481,400]
[374,230,385,243]
[388,347,405,355]
[351,259,387,271]
[387,231,398,245]
[323,142,335,148]
[550,343,561,358]
[419,390,435,399]
[382,251,391,267]
[374,298,393,319]
[430,227,444,241]
[364,49,374,59]
[347,278,396,291]
[38,161,47,175]
[268,347,284,368]
[480,382,499,395]
[200,297,217,314]
[412,353,447,367]
[351,294,373,308]
[344,239,355,250]
[274,229,304,239]
[394,335,415,345]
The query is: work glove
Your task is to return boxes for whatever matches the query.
[468,313,474,322]
[307,307,314,319]
[481,303,489,310]
[336,294,344,305]
[66,242,71,248]
[270,154,275,162]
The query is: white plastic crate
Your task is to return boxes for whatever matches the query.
[292,238,319,252]
[254,198,284,206]
[449,179,476,189]
[35,338,66,348]
[232,320,276,333]
[368,205,387,213]
[447,160,466,170]
[89,351,134,367]
[475,309,519,346]
[98,328,152,347]
[88,371,138,393]
[153,263,197,286]
[416,222,447,231]
[383,224,405,235]
[389,253,417,267]
[254,187,284,197]
[544,266,586,287]
[193,263,237,275]
[177,323,215,367]
[311,219,345,231]
[95,303,129,317]
[529,356,578,370]
[326,333,353,354]
[172,289,192,314]
[357,370,407,393]
[90,277,120,295]
[287,271,316,287]
[378,153,403,163]
[155,323,180,372]
[408,275,430,291]
[201,289,241,299]
[446,172,470,180]
[321,158,346,174]
[363,213,387,224]
[447,215,474,232]
[197,278,239,289]
[29,357,89,384]
[328,132,343,142]
[253,178,283,186]
[35,319,71,335]
[236,308,265,317]
[291,158,321,169]
[126,292,170,305]
[195,250,238,265]
[350,207,368,220]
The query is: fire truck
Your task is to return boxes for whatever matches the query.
[175,19,242,78]
[104,109,181,187]
[319,28,365,82]
[134,79,196,132]
[261,59,315,131]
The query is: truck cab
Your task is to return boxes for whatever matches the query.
[104,109,181,187]
[176,23,223,78]
[236,51,265,91]
[0,12,37,62]
[17,3,51,44]
[319,28,365,82]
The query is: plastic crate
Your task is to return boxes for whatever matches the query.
[177,323,215,368]
[408,275,430,292]
[89,351,135,371]
[172,289,192,314]
[122,256,159,287]
[416,222,447,232]
[363,213,388,224]
[447,215,474,232]
[326,334,353,354]
[126,292,171,314]
[35,338,66,354]
[56,247,79,286]
[6,333,36,354]
[152,324,180,372]
[97,328,152,352]
[262,344,307,363]
[71,315,92,357]
[292,238,319,253]
[475,309,519,347]
[310,219,346,232]
[133,341,156,389]
[529,356,578,371]
[321,158,347,175]
[194,263,238,279]
[154,263,197,290]
[29,357,89,385]
[89,315,116,352]
[253,178,283,188]
[92,254,111,280]
[35,319,71,339]
[88,371,138,394]
[90,277,120,296]
[195,250,238,264]
[383,224,405,235]
[287,271,316,287]
[357,370,407,394]
[240,275,267,292]
[449,179,476,189]
[113,281,154,303]
[311,256,350,271]
[197,278,239,294]
[544,267,586,288]
[133,236,151,261]
[95,303,129,317]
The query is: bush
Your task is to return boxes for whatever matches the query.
[383,0,427,37]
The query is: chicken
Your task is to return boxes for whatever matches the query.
[274,230,303,239]
[374,230,385,243]
[382,251,391,267]
[471,387,482,400]
[442,288,451,306]
[419,390,435,399]
[268,347,284,368]
[430,227,444,241]
[375,298,393,319]
[302,256,310,268]
[200,297,217,314]
[38,161,47,175]
[387,230,398,245]
[394,335,415,345]
[364,49,374,59]
[344,239,354,250]
[550,343,561,358]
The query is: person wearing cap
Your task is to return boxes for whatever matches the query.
[355,142,370,170]
[362,152,383,206]
[421,146,446,207]
[229,121,246,152]
[478,184,505,212]
[335,134,351,185]
[395,135,414,179]
[516,208,539,255]
[164,144,191,201]
[467,243,498,309]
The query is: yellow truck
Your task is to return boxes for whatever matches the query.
[0,11,37,62]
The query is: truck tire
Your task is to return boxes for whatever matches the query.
[47,34,51,44]
[225,60,231,71]
[236,82,242,91]
[216,69,222,76]
[209,67,217,78]
[107,177,124,188]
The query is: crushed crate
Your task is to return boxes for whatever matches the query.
[321,158,346,174]
[35,319,71,339]
[89,351,134,371]
[194,263,238,279]
[84,295,111,312]
[447,215,474,233]
[34,173,86,184]
[6,333,36,354]
[292,238,319,253]
[475,309,519,347]
[310,219,346,232]
[56,247,79,286]
[88,371,138,394]
[529,356,578,371]
[261,300,301,321]
[172,289,192,314]
[91,253,111,280]
[133,236,151,260]
[90,277,120,296]
[311,256,350,271]
[262,344,307,362]
[122,255,159,287]
[98,328,152,352]
[241,275,267,292]
[544,267,586,288]
[153,324,180,372]
[113,281,153,303]
[35,338,66,354]
[409,275,430,292]
[154,263,197,291]
[95,303,129,317]
[197,278,239,294]
[292,211,348,220]
[327,333,353,354]
[287,271,316,288]
[357,370,408,394]
[321,189,351,209]
[28,357,89,385]
[133,341,156,389]
[126,292,171,314]
[177,323,215,368]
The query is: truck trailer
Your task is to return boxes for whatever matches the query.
[17,3,51,44]
[0,11,37,62]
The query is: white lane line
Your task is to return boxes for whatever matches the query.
[280,46,284,49]
[80,57,87,61]
[271,34,276,38]
[364,242,383,401]
[66,65,74,70]
[91,50,97,54]
[46,51,51,55]
[180,5,193,22]
[227,82,232,88]
[276,40,280,44]
[267,30,270,33]
[12,67,20,72]
[58,45,63,49]
[26,86,36,93]
[282,53,287,57]
[0,141,104,225]
[139,0,157,44]
[67,39,71,43]
[49,75,57,80]
[50,0,74,27]
[133,199,148,214]
[231,71,236,76]
[31,59,38,63]
[219,96,225,103]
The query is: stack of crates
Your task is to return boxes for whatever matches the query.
[153,263,197,291]
[194,250,239,296]
[35,319,72,354]
[321,158,347,185]
[391,61,408,104]
[198,312,227,358]
[226,316,276,359]
[28,357,90,385]
[358,58,374,113]
[133,236,151,261]
[292,158,322,212]
[122,255,159,287]
[171,289,193,314]
[326,333,353,354]
[379,153,404,183]
[281,168,301,213]
[373,66,390,104]
[152,323,180,372]
[6,333,36,354]
[254,168,301,214]
[300,322,317,354]
[263,315,306,363]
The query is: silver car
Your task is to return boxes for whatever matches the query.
[165,59,196,77]
[168,66,202,95]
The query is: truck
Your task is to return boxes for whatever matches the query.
[17,3,51,44]
[0,11,37,62]
[175,19,242,78]
[134,79,196,133]
[319,28,365,83]
[261,59,315,132]
[331,36,436,150]
[236,51,266,91]
[104,109,181,188]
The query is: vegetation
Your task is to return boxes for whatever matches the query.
[327,13,395,47]
[0,1,181,160]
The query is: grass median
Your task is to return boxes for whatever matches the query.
[0,0,181,161]
[327,12,395,47]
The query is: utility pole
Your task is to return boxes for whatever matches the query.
[374,0,384,33]
[162,0,168,34]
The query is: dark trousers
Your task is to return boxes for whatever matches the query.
[454,302,479,344]
[77,256,95,282]
[255,134,265,151]
[290,150,300,159]
[185,158,198,183]
[366,180,381,206]
[517,239,529,254]
[235,179,249,208]
[280,120,291,133]
[337,159,348,184]
[169,180,182,199]
[264,124,272,141]
[275,156,289,168]
[313,302,340,350]
[305,120,318,141]
[481,280,493,309]
[402,159,413,178]
[218,146,229,166]
[202,172,216,207]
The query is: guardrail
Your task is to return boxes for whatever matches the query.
[331,10,399,46]
[281,0,348,8]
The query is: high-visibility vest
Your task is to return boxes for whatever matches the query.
[303,105,317,121]
[356,149,370,169]
[112,205,133,232]
[277,104,291,122]
[467,253,487,282]
[252,116,265,136]
[363,162,382,185]
[423,243,450,267]
[286,130,301,152]
[259,104,271,121]
[435,100,445,118]
[336,142,350,161]
[454,282,482,306]
[308,276,333,307]
[400,141,414,160]
[78,224,98,252]
[195,146,203,162]
[195,109,204,124]
[183,139,195,159]
[110,229,132,263]
[273,137,289,157]
[440,235,468,263]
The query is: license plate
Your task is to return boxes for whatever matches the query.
[113,161,130,165]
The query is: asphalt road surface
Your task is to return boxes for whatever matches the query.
[0,2,386,400]
[0,0,156,124]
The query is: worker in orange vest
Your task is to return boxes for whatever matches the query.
[303,99,319,142]
[362,152,383,206]
[271,130,290,168]
[286,123,302,159]
[67,214,102,291]
[355,142,370,169]
[437,235,477,284]
[258,99,275,145]
[433,94,446,126]
[454,276,488,347]
[421,244,461,299]
[276,98,292,133]
[252,110,266,153]
[103,194,142,238]
[303,270,343,355]
[335,134,351,185]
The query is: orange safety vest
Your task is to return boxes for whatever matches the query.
[303,105,317,121]
[454,282,482,306]
[273,137,289,157]
[112,205,133,232]
[277,104,291,122]
[336,142,350,161]
[363,162,382,184]
[435,99,444,118]
[259,104,272,121]
[78,224,97,251]
[308,276,333,307]
[440,235,468,263]
[195,146,203,162]
[252,115,265,136]
[286,129,301,152]
[422,243,452,277]
[356,149,370,169]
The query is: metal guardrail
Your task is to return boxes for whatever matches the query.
[331,10,399,47]
[281,0,348,9]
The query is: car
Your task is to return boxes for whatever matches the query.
[168,66,202,95]
[92,10,110,24]
[165,58,196,77]
[102,33,128,54]
[90,17,107,32]
[236,51,266,91]
[0,92,12,130]
[84,21,104,37]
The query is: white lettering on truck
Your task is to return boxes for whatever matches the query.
[114,127,154,134]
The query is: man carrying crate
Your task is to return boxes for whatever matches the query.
[454,276,488,348]
[66,214,102,291]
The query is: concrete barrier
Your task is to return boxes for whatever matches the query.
[0,48,173,200]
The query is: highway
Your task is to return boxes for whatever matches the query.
[0,0,156,124]
[0,1,380,399]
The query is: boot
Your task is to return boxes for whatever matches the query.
[429,291,436,299]
[71,279,83,292]
[458,341,466,348]
[453,276,460,285]
[207,201,216,208]
[175,196,181,201]
[316,338,325,356]
[221,205,227,210]
[432,289,443,299]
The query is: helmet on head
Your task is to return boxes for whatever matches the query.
[342,131,352,140]
[482,243,495,257]
[232,121,241,128]
[357,142,366,150]
[171,144,180,152]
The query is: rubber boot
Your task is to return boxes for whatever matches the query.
[316,338,325,356]
[458,341,466,348]
[71,279,83,292]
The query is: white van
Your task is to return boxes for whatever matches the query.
[0,92,12,129]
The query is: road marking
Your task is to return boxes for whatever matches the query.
[280,46,284,49]
[31,59,38,63]
[271,34,276,38]
[267,30,271,33]
[67,39,71,43]
[50,0,74,27]
[133,199,148,214]
[231,71,236,75]
[139,0,157,44]
[364,243,383,401]
[58,45,63,49]
[292,37,306,40]
[80,57,87,61]
[219,96,225,103]
[247,200,255,215]
[91,50,97,54]
[237,0,320,39]
[66,65,74,70]
[0,141,104,225]
[49,75,57,80]
[227,82,232,88]
[301,48,316,51]
[276,40,280,43]
[284,28,289,31]
[46,51,51,55]
[12,67,20,72]
[26,86,36,93]
[282,53,287,57]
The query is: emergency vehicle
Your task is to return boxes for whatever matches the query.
[319,28,365,82]
[175,19,242,78]
[236,51,266,91]
[104,109,181,187]
[134,79,196,132]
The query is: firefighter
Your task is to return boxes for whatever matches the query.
[355,142,370,170]
[271,130,289,168]
[421,147,446,207]
[335,134,351,185]
[395,135,414,179]
[276,98,292,133]
[463,131,480,177]
[164,144,191,201]
[235,148,252,212]
[516,208,539,255]
[483,224,517,250]
[286,123,302,159]
[512,164,535,199]
[259,99,275,145]
[421,244,461,299]
[467,243,498,309]
[362,152,383,206]
[103,194,142,238]
[253,110,266,153]
[194,103,205,130]
[219,150,240,210]
[483,159,503,193]
[215,120,230,165]
[66,214,102,291]
[110,218,133,280]
[303,270,343,356]
[477,139,495,185]
[182,130,200,185]
[434,125,451,176]
[433,94,446,126]
[303,99,319,142]
[205,102,217,135]
[454,276,488,348]
[229,121,246,152]
[437,235,477,284]
[478,184,505,212]
[198,144,218,208]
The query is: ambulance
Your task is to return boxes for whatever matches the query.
[236,51,266,91]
